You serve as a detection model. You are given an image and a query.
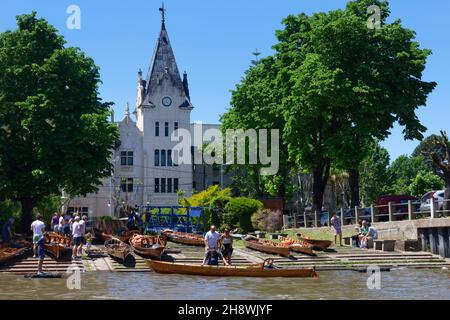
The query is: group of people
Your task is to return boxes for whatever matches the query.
[353,220,378,249]
[28,212,92,276]
[202,225,234,266]
[330,213,379,249]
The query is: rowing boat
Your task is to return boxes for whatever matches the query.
[297,234,332,251]
[278,237,314,255]
[243,236,291,257]
[93,227,111,242]
[44,233,72,260]
[0,247,29,264]
[130,234,165,259]
[104,238,133,262]
[146,260,318,278]
[94,228,140,243]
[161,229,204,246]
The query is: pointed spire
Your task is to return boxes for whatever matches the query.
[144,7,184,100]
[125,102,130,116]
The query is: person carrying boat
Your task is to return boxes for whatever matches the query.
[31,214,45,258]
[1,217,15,245]
[202,225,230,266]
[220,228,233,265]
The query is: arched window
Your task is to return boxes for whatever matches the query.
[154,149,160,166]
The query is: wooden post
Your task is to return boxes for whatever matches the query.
[340,208,345,226]
[430,199,436,219]
[293,211,297,229]
[303,211,307,228]
[328,210,332,227]
[388,202,394,222]
[354,206,359,224]
[408,200,414,220]
[314,211,319,228]
[371,204,376,223]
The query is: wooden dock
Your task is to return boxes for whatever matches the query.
[0,255,84,275]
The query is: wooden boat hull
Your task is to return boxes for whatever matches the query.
[146,260,318,278]
[297,235,332,251]
[0,247,29,264]
[130,235,166,259]
[44,233,72,260]
[44,244,71,260]
[94,228,111,242]
[133,246,165,260]
[161,230,204,246]
[289,244,314,256]
[105,238,132,262]
[243,240,291,257]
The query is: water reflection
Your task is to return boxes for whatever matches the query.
[0,269,448,300]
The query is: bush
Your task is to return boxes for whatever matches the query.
[251,209,283,233]
[222,197,263,233]
[100,216,113,221]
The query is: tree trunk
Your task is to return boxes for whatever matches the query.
[444,172,450,212]
[20,198,37,235]
[348,169,360,208]
[312,159,331,226]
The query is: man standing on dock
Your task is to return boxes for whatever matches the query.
[202,225,230,266]
[31,214,45,258]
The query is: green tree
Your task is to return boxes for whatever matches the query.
[409,171,444,198]
[359,142,390,205]
[179,185,232,227]
[420,131,450,211]
[0,13,118,232]
[275,0,435,217]
[384,155,428,195]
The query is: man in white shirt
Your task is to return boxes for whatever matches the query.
[31,214,45,258]
[76,215,88,256]
[202,225,229,266]
[71,216,83,260]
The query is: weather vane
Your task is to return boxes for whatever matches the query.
[159,2,166,23]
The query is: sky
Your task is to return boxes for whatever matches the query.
[0,0,449,162]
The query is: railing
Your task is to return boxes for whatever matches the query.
[283,198,450,229]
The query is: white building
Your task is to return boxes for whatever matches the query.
[67,10,231,218]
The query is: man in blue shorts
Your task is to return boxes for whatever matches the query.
[36,235,46,276]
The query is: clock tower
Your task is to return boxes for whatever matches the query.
[135,5,193,205]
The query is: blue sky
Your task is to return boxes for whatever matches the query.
[0,0,449,162]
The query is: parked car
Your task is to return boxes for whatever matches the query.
[420,190,445,212]
[376,195,419,221]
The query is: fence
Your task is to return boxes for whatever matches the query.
[283,198,450,229]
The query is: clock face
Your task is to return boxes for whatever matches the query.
[162,96,172,107]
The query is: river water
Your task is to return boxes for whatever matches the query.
[0,269,449,300]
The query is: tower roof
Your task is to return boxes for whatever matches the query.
[144,17,184,99]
